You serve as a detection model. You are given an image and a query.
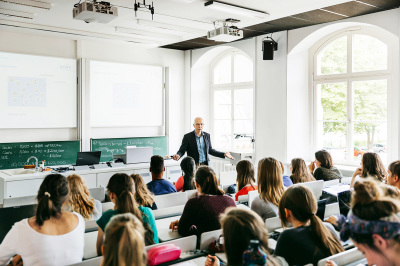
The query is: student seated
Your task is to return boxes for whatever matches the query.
[131,173,157,210]
[290,158,316,184]
[0,174,85,266]
[336,180,400,266]
[280,161,293,187]
[350,152,386,187]
[147,155,177,195]
[235,160,257,201]
[64,174,102,220]
[274,184,344,265]
[251,157,285,220]
[387,160,400,191]
[101,213,146,266]
[96,173,158,255]
[205,208,288,266]
[175,156,196,192]
[309,150,343,181]
[169,166,236,236]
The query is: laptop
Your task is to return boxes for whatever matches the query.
[75,151,101,166]
[337,190,352,216]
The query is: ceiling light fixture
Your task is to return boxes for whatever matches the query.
[136,19,205,35]
[0,0,51,9]
[204,1,269,19]
[134,0,154,20]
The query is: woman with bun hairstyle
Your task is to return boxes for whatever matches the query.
[131,173,157,210]
[65,174,102,220]
[251,157,285,220]
[338,180,400,266]
[205,208,288,266]
[169,166,236,236]
[101,213,146,266]
[0,174,85,266]
[309,150,343,181]
[235,160,257,201]
[274,184,344,265]
[174,156,196,192]
[290,158,316,184]
[96,173,158,255]
[350,152,386,188]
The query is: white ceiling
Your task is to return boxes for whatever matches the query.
[0,0,353,46]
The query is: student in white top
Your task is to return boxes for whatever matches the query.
[0,174,85,266]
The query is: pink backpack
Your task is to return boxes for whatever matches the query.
[147,244,182,266]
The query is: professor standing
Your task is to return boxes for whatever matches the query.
[172,117,234,165]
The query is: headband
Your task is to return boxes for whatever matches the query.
[339,211,400,241]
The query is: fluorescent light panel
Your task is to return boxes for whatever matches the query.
[136,19,205,35]
[204,1,269,19]
[115,27,182,41]
[0,8,34,19]
[0,0,51,9]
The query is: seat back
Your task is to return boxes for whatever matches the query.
[145,235,197,253]
[153,205,185,219]
[301,180,324,200]
[317,247,364,266]
[88,187,106,202]
[68,257,102,266]
[219,171,237,187]
[199,229,222,250]
[154,192,188,209]
[0,204,36,244]
[83,231,98,260]
[102,202,115,213]
[248,190,259,207]
[265,216,282,233]
[323,179,340,188]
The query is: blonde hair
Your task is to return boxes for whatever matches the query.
[102,213,146,266]
[291,158,316,184]
[221,208,279,266]
[130,174,155,207]
[66,174,95,219]
[257,157,285,206]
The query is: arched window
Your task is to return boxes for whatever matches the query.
[313,27,394,164]
[211,50,254,152]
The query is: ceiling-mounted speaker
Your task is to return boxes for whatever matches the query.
[262,39,278,60]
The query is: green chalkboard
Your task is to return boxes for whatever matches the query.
[91,137,168,162]
[0,140,81,170]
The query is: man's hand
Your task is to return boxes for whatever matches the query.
[172,154,180,161]
[224,152,234,160]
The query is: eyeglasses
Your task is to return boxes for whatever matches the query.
[195,123,204,126]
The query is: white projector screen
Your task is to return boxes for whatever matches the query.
[0,52,77,128]
[89,60,163,127]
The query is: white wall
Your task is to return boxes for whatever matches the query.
[0,29,186,155]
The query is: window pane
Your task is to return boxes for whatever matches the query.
[353,34,387,72]
[353,122,387,163]
[317,83,347,121]
[353,80,387,121]
[234,89,253,119]
[317,36,347,75]
[316,121,347,161]
[214,90,231,119]
[215,134,232,150]
[214,119,231,135]
[234,54,253,83]
[234,120,253,135]
[234,137,253,152]
[213,55,231,84]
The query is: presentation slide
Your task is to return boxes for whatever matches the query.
[90,60,163,127]
[0,52,77,128]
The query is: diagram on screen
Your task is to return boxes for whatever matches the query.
[8,77,46,107]
[113,83,140,108]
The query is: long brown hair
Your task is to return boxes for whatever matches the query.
[130,174,155,207]
[195,166,224,195]
[351,180,400,249]
[180,156,195,191]
[361,152,387,182]
[279,185,344,256]
[36,174,69,226]
[291,158,316,184]
[221,208,280,266]
[257,157,285,206]
[236,160,256,191]
[107,173,154,245]
[315,150,333,169]
[66,174,96,219]
[102,213,146,266]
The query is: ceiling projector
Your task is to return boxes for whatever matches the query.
[207,20,243,42]
[73,1,118,23]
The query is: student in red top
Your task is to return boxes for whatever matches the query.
[235,160,257,201]
[175,156,196,192]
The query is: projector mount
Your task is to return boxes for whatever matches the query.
[134,0,155,20]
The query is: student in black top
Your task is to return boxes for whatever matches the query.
[308,150,343,181]
[274,184,344,266]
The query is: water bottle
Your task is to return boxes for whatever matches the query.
[242,240,267,266]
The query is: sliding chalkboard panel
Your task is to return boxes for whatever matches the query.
[91,137,167,162]
[0,140,80,170]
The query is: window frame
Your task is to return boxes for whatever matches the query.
[311,26,395,166]
[210,49,255,152]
